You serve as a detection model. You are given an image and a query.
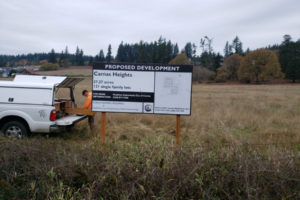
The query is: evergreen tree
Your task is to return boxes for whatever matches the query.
[0,48,94,67]
[58,51,64,67]
[137,41,147,63]
[165,40,173,63]
[64,46,69,59]
[200,36,213,53]
[99,50,105,61]
[184,42,192,59]
[173,43,179,58]
[157,37,167,63]
[192,43,197,59]
[152,41,159,63]
[0,56,6,67]
[266,44,280,50]
[224,41,232,57]
[145,43,153,63]
[93,38,179,64]
[245,48,250,54]
[198,36,222,71]
[75,46,80,65]
[279,35,300,82]
[74,46,84,65]
[199,53,223,72]
[64,46,70,67]
[48,49,56,63]
[116,42,125,62]
[214,53,223,69]
[88,56,94,66]
[200,52,213,70]
[79,49,84,65]
[282,34,292,45]
[106,44,112,62]
[232,36,243,55]
[96,50,105,62]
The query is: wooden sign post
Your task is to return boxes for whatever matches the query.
[100,112,106,143]
[176,115,181,145]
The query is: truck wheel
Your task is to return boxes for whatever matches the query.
[1,121,28,138]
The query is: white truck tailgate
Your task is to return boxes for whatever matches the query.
[55,115,87,126]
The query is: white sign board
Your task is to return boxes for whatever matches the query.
[92,63,193,115]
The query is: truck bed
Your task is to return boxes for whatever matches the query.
[55,114,87,126]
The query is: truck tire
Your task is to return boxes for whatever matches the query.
[1,121,28,138]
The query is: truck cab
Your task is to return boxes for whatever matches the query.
[0,75,91,138]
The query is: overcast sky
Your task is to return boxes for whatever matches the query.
[0,0,299,56]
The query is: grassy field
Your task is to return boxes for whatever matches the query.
[0,71,300,199]
[38,67,92,77]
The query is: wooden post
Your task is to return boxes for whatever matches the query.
[100,112,106,143]
[176,115,181,145]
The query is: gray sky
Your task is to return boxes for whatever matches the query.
[0,0,299,56]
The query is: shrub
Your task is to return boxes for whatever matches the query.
[40,63,59,71]
[215,66,229,82]
[216,54,243,82]
[193,66,216,83]
[169,53,191,65]
[238,49,284,83]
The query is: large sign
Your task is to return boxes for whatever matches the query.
[92,63,193,115]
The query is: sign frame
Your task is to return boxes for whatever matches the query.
[92,62,193,116]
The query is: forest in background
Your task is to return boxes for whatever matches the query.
[0,34,299,83]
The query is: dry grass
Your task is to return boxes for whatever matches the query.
[0,69,299,199]
[0,78,13,81]
[38,68,92,77]
[71,77,300,147]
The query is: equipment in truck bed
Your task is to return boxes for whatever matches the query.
[0,75,94,137]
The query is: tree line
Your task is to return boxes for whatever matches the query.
[213,35,300,83]
[0,34,299,82]
[0,46,93,68]
[0,36,248,68]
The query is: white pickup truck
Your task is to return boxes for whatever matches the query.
[0,75,87,138]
